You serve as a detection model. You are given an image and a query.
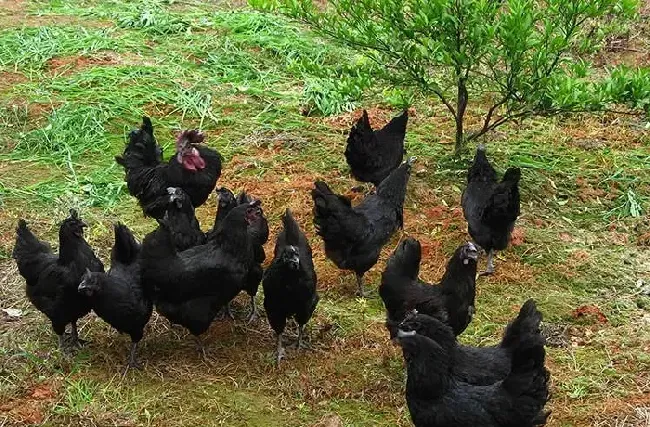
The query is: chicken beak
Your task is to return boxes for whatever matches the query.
[465,242,479,262]
[397,329,416,338]
[78,282,92,296]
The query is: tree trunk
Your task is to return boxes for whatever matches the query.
[454,77,468,156]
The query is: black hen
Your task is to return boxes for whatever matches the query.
[396,318,550,427]
[235,191,269,321]
[207,187,238,239]
[12,210,104,351]
[263,209,319,363]
[312,156,416,297]
[380,237,478,337]
[148,187,205,251]
[207,188,269,321]
[141,201,261,348]
[345,109,409,186]
[399,298,544,385]
[116,117,222,219]
[462,144,521,274]
[78,223,151,369]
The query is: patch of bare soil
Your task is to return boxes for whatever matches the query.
[46,52,122,76]
[0,383,58,425]
[0,0,25,13]
[560,115,648,151]
[0,71,28,93]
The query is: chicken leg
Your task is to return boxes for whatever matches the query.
[194,335,206,358]
[275,333,286,365]
[70,322,88,348]
[127,342,142,370]
[58,334,66,352]
[483,249,495,276]
[247,295,258,323]
[296,324,311,350]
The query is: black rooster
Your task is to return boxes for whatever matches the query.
[115,117,222,219]
[141,201,261,350]
[207,188,269,321]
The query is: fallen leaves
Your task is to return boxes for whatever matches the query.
[510,227,525,246]
[572,305,608,324]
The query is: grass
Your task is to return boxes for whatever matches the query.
[0,0,649,426]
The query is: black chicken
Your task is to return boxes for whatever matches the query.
[263,209,319,363]
[115,117,222,219]
[207,187,269,321]
[399,298,544,385]
[12,209,104,351]
[380,237,478,336]
[151,187,205,251]
[141,201,261,349]
[312,156,416,297]
[207,187,238,239]
[345,109,409,187]
[78,223,151,369]
[396,319,550,427]
[462,144,521,275]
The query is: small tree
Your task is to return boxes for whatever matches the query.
[274,0,638,154]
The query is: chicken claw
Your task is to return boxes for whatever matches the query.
[289,325,311,350]
[355,274,376,298]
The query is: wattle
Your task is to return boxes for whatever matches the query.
[182,155,206,171]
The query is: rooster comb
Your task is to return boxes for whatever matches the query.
[176,129,205,145]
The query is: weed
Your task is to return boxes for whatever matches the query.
[11,104,110,161]
[53,378,96,415]
[0,27,124,71]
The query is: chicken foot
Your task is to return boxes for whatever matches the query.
[351,183,373,194]
[69,322,88,348]
[355,273,375,298]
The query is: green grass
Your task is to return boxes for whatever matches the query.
[0,0,649,426]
